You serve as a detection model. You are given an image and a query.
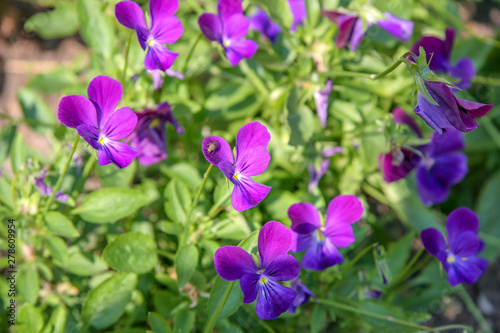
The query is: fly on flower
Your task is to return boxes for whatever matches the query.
[206,140,220,155]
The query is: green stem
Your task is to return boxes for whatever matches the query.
[72,154,96,197]
[388,247,424,289]
[157,250,175,261]
[339,243,378,277]
[361,183,390,206]
[239,60,269,97]
[207,191,232,219]
[121,30,133,86]
[455,285,493,333]
[203,281,235,333]
[181,32,203,74]
[43,135,79,213]
[371,58,405,80]
[472,76,500,86]
[321,71,373,79]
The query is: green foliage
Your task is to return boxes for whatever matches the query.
[103,232,158,273]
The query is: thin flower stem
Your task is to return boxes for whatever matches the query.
[72,154,96,197]
[388,247,425,289]
[339,243,378,277]
[181,32,203,74]
[472,75,500,86]
[207,191,232,219]
[203,281,235,333]
[43,135,79,213]
[371,58,405,80]
[455,285,493,333]
[121,30,133,86]
[239,60,269,97]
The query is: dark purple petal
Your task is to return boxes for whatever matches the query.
[290,231,314,252]
[426,151,468,187]
[150,16,183,44]
[240,273,260,303]
[379,148,421,182]
[250,9,282,42]
[392,106,422,137]
[308,159,330,194]
[214,245,258,281]
[256,280,296,320]
[217,0,243,23]
[224,13,250,40]
[421,228,447,256]
[325,195,363,229]
[58,95,97,129]
[288,0,306,31]
[102,107,138,140]
[411,35,450,72]
[76,124,100,150]
[451,231,483,258]
[313,80,332,127]
[455,96,493,119]
[450,57,475,90]
[133,131,167,166]
[226,39,259,66]
[302,238,343,271]
[34,170,51,196]
[115,1,147,30]
[376,13,413,42]
[428,128,465,156]
[228,173,271,211]
[99,140,137,169]
[288,278,316,313]
[236,146,270,177]
[145,44,179,71]
[415,166,450,206]
[324,222,356,248]
[349,17,368,51]
[149,0,178,28]
[321,11,356,49]
[265,254,301,281]
[87,76,123,127]
[235,122,271,162]
[258,221,293,269]
[202,136,233,165]
[446,256,487,286]
[288,202,321,234]
[199,13,222,42]
[446,207,480,246]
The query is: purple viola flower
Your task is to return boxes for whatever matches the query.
[308,146,344,194]
[365,289,383,300]
[313,80,332,128]
[58,75,137,169]
[214,221,301,320]
[148,69,185,91]
[414,81,493,133]
[115,0,183,71]
[411,28,475,90]
[288,278,317,313]
[288,0,306,31]
[34,170,70,203]
[250,8,282,43]
[202,122,271,211]
[421,207,488,286]
[289,195,364,270]
[126,102,183,166]
[198,0,259,66]
[322,10,413,51]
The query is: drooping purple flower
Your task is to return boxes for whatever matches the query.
[202,122,271,211]
[411,28,475,90]
[198,0,259,66]
[421,207,488,286]
[308,146,344,194]
[288,0,306,31]
[288,278,317,313]
[34,170,69,203]
[148,69,185,90]
[414,81,493,134]
[58,75,137,169]
[126,102,183,166]
[214,221,301,320]
[321,10,413,51]
[115,0,183,71]
[313,80,332,128]
[289,195,364,270]
[250,8,282,43]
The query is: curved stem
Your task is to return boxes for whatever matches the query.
[181,32,203,74]
[208,191,232,219]
[121,30,133,86]
[203,281,235,333]
[456,285,493,333]
[239,60,269,96]
[72,154,96,197]
[387,247,425,291]
[339,243,378,277]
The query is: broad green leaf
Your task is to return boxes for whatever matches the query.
[173,309,195,333]
[164,179,191,224]
[103,232,158,274]
[72,188,149,223]
[66,247,108,276]
[17,303,44,333]
[311,305,327,333]
[82,272,137,329]
[288,105,315,146]
[148,312,173,333]
[24,4,78,39]
[11,132,26,173]
[250,0,293,29]
[44,211,80,238]
[44,235,69,267]
[18,88,55,133]
[97,160,137,188]
[161,163,202,191]
[0,125,16,166]
[175,244,198,288]
[18,262,40,305]
[152,290,183,319]
[28,70,79,94]
[387,232,414,276]
[41,305,67,333]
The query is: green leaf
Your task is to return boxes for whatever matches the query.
[359,300,415,332]
[41,305,67,333]
[24,4,79,39]
[44,235,69,267]
[44,211,80,238]
[173,309,195,333]
[18,262,40,305]
[250,0,293,29]
[387,232,414,276]
[0,125,16,166]
[82,272,138,329]
[148,312,173,333]
[66,246,108,276]
[175,244,199,288]
[476,171,500,259]
[161,163,202,191]
[72,187,150,223]
[97,160,137,188]
[17,303,44,333]
[18,88,56,133]
[311,305,327,333]
[103,232,158,274]
[164,179,192,224]
[288,105,315,146]
[11,132,26,173]
[28,70,79,94]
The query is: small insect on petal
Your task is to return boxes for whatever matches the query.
[206,140,220,154]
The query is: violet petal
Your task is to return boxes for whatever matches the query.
[101,107,138,141]
[214,245,258,281]
[325,195,363,228]
[288,202,321,234]
[446,207,480,246]
[258,221,293,269]
[202,136,233,166]
[421,228,446,256]
[256,280,296,320]
[58,95,98,129]
[199,13,222,42]
[87,75,123,127]
[265,254,301,281]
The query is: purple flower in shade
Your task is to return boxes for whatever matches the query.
[58,75,137,169]
[411,28,475,90]
[202,121,271,211]
[313,80,332,128]
[198,0,259,66]
[308,146,344,194]
[421,207,488,286]
[250,8,282,43]
[289,195,364,270]
[321,10,413,51]
[34,170,69,203]
[288,0,306,31]
[148,69,185,90]
[127,102,183,166]
[115,0,183,71]
[214,221,301,320]
[365,289,383,300]
[288,278,317,313]
[414,81,493,134]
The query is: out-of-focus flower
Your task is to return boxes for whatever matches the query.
[288,0,306,31]
[198,0,258,66]
[34,170,69,203]
[202,122,271,211]
[57,76,137,169]
[115,0,183,71]
[148,69,185,91]
[214,221,301,320]
[288,278,317,313]
[289,195,364,270]
[313,80,332,128]
[250,8,282,43]
[127,102,183,166]
[421,207,488,286]
[308,146,344,194]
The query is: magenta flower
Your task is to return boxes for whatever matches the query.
[58,75,137,169]
[34,170,69,203]
[202,122,271,211]
[411,28,475,90]
[288,278,317,313]
[250,8,282,43]
[126,102,183,166]
[198,0,258,66]
[421,207,488,286]
[322,10,413,51]
[289,195,363,270]
[214,221,301,320]
[288,0,307,31]
[313,80,332,128]
[115,0,183,71]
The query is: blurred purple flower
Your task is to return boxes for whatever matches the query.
[148,69,185,90]
[308,146,344,194]
[115,0,183,71]
[412,28,475,90]
[288,0,306,31]
[34,170,69,203]
[58,75,137,169]
[313,80,332,128]
[198,0,258,66]
[421,207,488,286]
[365,289,383,300]
[289,195,363,270]
[214,221,301,320]
[250,8,282,43]
[127,102,183,166]
[322,10,413,51]
[288,278,317,313]
[202,122,271,211]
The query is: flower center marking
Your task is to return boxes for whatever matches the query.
[447,254,455,263]
[233,173,240,180]
[98,135,109,145]
[223,39,231,47]
[149,119,160,128]
[259,277,268,285]
[316,229,325,242]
